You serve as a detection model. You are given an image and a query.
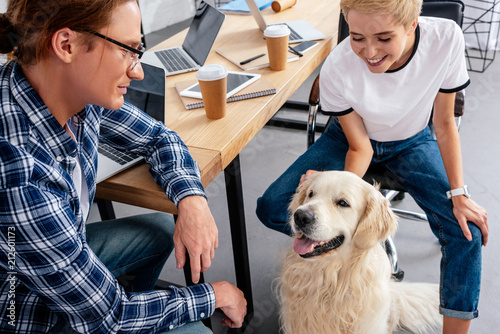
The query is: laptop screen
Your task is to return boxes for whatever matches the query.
[123,63,165,123]
[182,2,226,66]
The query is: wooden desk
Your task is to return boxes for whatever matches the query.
[158,2,339,169]
[96,0,340,327]
[96,147,221,215]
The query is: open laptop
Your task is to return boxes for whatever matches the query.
[245,0,325,43]
[96,63,166,183]
[140,1,225,76]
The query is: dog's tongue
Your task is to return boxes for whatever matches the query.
[293,236,319,255]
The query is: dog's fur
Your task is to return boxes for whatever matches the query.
[277,171,441,334]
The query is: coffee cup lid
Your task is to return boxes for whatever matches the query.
[196,64,228,81]
[263,24,290,38]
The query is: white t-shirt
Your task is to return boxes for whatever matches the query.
[65,122,90,220]
[319,16,470,142]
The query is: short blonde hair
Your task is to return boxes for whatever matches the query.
[340,0,422,29]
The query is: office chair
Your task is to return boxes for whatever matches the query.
[306,0,466,281]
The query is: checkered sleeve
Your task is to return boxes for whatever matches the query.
[0,138,215,333]
[99,103,206,206]
[0,183,215,333]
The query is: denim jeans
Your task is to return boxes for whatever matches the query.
[256,118,482,320]
[49,318,211,334]
[49,212,212,333]
[86,212,175,292]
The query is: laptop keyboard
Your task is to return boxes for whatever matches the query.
[269,23,302,41]
[154,48,194,73]
[98,143,140,166]
[287,25,301,41]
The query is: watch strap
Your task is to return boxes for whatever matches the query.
[446,185,470,199]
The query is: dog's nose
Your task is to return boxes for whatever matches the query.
[294,209,315,229]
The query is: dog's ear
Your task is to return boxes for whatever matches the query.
[288,180,309,214]
[353,191,398,250]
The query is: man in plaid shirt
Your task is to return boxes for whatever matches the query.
[0,0,246,333]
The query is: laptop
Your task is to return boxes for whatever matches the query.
[140,1,225,76]
[96,63,166,183]
[245,0,325,43]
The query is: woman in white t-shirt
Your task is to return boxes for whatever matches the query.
[256,0,488,332]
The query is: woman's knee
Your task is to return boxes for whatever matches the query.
[256,194,292,235]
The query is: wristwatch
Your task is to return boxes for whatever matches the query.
[446,185,470,199]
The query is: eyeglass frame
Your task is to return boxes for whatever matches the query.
[86,31,145,70]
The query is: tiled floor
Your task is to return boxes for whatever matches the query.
[87,22,500,334]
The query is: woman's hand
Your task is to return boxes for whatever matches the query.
[452,195,488,245]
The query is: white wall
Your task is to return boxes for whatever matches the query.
[463,0,500,50]
[0,0,195,36]
[0,0,6,64]
[139,0,195,35]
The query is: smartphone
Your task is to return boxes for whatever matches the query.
[289,40,319,54]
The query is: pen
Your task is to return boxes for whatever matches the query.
[288,45,303,57]
[240,53,266,65]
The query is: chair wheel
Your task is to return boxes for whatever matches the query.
[392,270,405,282]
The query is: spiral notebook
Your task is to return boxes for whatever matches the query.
[174,76,276,110]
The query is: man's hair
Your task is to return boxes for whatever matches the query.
[0,0,137,66]
[340,0,423,29]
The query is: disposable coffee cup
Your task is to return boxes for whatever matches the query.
[196,64,228,119]
[271,0,297,13]
[264,25,290,71]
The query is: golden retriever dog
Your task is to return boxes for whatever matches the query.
[277,171,441,334]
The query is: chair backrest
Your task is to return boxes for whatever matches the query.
[337,0,464,44]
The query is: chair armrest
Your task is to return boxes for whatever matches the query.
[454,90,464,117]
[307,75,321,147]
[308,75,321,107]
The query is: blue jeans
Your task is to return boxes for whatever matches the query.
[50,318,210,334]
[86,212,174,292]
[50,212,211,333]
[256,118,482,320]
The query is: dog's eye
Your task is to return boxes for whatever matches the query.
[337,199,350,208]
[308,191,314,198]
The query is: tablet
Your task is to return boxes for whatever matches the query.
[180,71,261,99]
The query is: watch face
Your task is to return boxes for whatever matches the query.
[464,186,471,198]
[447,186,470,199]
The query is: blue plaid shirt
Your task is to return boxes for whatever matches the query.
[0,61,215,333]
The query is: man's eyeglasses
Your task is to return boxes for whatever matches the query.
[89,31,145,71]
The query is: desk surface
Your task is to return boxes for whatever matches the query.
[96,0,340,213]
[96,147,221,214]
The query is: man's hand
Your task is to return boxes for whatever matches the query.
[452,195,488,246]
[211,281,247,328]
[174,196,218,283]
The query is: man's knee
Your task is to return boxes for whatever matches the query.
[136,212,175,254]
